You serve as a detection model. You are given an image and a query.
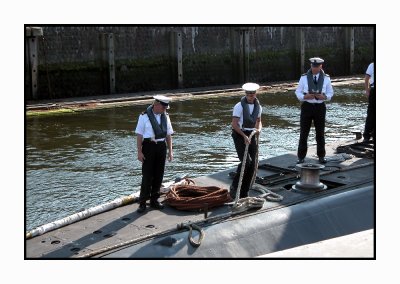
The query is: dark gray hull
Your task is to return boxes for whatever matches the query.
[26,140,375,258]
[103,185,373,258]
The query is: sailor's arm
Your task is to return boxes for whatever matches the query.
[232,117,250,144]
[137,134,145,162]
[255,117,262,134]
[166,135,173,161]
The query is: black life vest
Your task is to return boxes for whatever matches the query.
[306,69,325,93]
[145,105,167,139]
[240,96,260,129]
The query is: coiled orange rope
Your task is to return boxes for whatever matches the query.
[164,179,232,211]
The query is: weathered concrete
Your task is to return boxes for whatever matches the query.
[24,26,374,100]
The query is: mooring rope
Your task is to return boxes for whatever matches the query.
[249,131,260,193]
[177,223,205,247]
[234,130,256,204]
[164,179,232,210]
[252,184,284,202]
[336,143,374,159]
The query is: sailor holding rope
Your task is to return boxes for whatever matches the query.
[230,83,263,199]
[135,95,174,213]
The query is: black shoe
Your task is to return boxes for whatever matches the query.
[137,203,146,213]
[228,171,236,178]
[150,200,164,210]
[297,158,304,164]
[229,186,237,200]
[318,157,327,164]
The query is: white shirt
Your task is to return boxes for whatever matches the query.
[135,111,174,141]
[295,74,334,103]
[366,63,374,85]
[232,101,263,130]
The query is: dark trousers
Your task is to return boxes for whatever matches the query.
[363,87,375,140]
[139,141,167,204]
[231,130,258,198]
[297,102,326,159]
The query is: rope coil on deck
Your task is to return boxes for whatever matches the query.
[164,179,232,211]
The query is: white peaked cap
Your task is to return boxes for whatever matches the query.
[309,57,324,64]
[242,82,260,92]
[153,95,171,104]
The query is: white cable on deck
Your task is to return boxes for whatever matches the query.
[26,193,138,239]
[26,178,188,239]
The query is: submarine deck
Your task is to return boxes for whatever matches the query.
[25,139,375,258]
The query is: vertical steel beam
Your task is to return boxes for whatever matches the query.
[99,33,116,94]
[348,27,355,74]
[170,31,183,88]
[345,27,355,74]
[176,32,183,88]
[29,37,38,99]
[229,27,239,83]
[296,27,305,74]
[26,27,43,99]
[243,30,250,82]
[238,30,244,83]
[107,33,115,94]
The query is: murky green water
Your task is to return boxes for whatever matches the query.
[25,86,368,231]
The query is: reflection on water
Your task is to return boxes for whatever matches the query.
[25,86,368,230]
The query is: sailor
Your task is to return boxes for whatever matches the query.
[135,95,174,213]
[295,57,334,164]
[230,82,263,199]
[362,62,375,143]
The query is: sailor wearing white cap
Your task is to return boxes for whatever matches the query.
[295,57,334,164]
[153,94,171,109]
[230,82,263,199]
[135,95,174,213]
[310,57,324,65]
[362,62,375,142]
[242,82,260,92]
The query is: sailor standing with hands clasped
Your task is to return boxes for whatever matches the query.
[135,95,174,213]
[295,57,334,164]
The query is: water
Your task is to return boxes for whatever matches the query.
[25,86,368,231]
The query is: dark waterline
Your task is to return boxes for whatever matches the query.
[25,86,367,231]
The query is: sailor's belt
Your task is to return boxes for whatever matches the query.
[143,138,165,144]
[304,101,325,105]
[242,129,255,133]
